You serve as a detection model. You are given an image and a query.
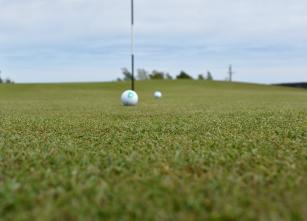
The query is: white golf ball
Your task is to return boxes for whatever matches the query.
[121,90,138,106]
[154,91,162,99]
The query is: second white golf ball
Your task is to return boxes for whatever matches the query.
[154,91,162,99]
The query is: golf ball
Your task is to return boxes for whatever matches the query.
[121,90,138,106]
[154,91,162,99]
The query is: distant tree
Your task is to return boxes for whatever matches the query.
[5,78,14,84]
[198,74,205,80]
[116,78,122,82]
[176,71,193,79]
[121,68,132,81]
[149,70,165,80]
[0,70,14,84]
[165,73,173,80]
[137,69,149,80]
[206,71,213,81]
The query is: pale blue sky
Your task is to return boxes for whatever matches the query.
[0,0,306,83]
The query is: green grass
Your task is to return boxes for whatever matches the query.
[0,80,306,221]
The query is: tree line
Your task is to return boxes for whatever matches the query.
[118,68,214,81]
[0,70,14,84]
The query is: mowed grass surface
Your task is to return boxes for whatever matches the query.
[0,80,306,221]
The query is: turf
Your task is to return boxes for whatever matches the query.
[0,80,306,221]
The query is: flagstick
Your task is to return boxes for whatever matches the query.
[131,0,135,91]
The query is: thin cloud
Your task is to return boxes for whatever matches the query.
[0,0,306,83]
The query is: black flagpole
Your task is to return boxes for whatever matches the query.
[131,0,135,91]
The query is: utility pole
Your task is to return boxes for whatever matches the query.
[228,65,234,82]
[131,0,135,91]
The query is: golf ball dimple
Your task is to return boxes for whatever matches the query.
[121,90,138,106]
[154,91,162,99]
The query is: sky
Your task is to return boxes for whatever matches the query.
[0,0,306,84]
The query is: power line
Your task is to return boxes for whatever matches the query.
[228,65,234,82]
